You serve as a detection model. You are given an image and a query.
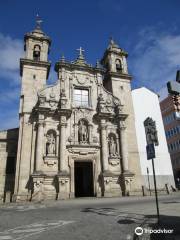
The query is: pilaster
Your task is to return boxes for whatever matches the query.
[56,172,70,200]
[35,115,44,173]
[119,120,129,172]
[100,119,109,172]
[59,115,68,173]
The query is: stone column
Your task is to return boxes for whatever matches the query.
[69,159,75,198]
[100,119,109,172]
[88,124,93,143]
[119,120,128,172]
[74,123,79,144]
[35,120,44,172]
[59,115,67,172]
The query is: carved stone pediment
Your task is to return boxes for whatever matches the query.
[97,86,123,117]
[73,108,93,123]
[38,83,60,110]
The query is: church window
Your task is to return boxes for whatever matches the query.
[74,89,89,107]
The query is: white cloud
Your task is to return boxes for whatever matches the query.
[48,69,57,84]
[0,33,23,130]
[130,27,180,97]
[0,33,23,85]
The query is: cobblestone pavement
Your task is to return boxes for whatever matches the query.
[0,193,180,240]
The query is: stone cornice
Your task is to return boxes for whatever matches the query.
[56,171,70,177]
[97,112,115,120]
[66,144,100,149]
[34,105,50,113]
[20,58,51,79]
[67,145,100,155]
[24,32,51,46]
[102,170,119,177]
[57,109,72,118]
[116,113,128,120]
[104,71,132,81]
[101,48,128,63]
[55,61,104,74]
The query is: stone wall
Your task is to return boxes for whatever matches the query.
[0,128,18,202]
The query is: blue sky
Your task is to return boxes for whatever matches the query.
[0,0,180,130]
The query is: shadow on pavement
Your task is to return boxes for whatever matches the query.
[161,201,180,204]
[117,219,135,224]
[81,207,180,239]
[149,215,180,240]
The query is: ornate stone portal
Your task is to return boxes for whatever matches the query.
[11,21,143,202]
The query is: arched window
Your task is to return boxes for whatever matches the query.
[46,130,56,155]
[33,45,41,61]
[115,59,122,72]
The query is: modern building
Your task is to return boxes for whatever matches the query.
[160,74,180,182]
[0,21,144,202]
[132,87,175,191]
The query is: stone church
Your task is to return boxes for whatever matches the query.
[0,21,143,202]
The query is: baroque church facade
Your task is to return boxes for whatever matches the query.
[0,22,143,201]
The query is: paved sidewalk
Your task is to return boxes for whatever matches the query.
[0,192,179,240]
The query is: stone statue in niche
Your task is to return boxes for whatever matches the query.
[46,132,56,155]
[78,120,88,143]
[109,136,117,157]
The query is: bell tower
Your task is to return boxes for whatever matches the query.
[101,39,142,194]
[20,16,51,113]
[101,38,128,74]
[101,39,134,108]
[14,17,51,201]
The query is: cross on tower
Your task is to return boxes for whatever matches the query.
[110,36,114,45]
[76,47,85,57]
[36,14,43,29]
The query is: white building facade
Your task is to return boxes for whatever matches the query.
[132,87,175,191]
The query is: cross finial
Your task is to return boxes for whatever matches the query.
[36,14,43,29]
[110,36,115,45]
[76,47,85,58]
[60,53,65,62]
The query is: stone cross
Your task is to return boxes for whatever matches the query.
[76,47,85,57]
[36,14,43,29]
